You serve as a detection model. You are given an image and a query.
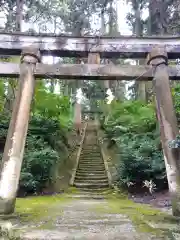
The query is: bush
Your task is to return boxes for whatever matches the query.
[101,100,167,192]
[20,140,59,194]
[0,115,69,195]
[115,133,167,190]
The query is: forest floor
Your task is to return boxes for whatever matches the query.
[1,191,180,240]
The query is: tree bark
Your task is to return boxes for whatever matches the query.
[147,46,180,216]
[16,0,24,32]
[0,47,40,214]
[133,1,146,101]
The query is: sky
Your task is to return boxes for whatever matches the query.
[117,0,131,35]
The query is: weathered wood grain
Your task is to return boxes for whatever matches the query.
[1,32,180,58]
[1,62,180,80]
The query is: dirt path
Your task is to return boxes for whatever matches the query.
[1,193,180,239]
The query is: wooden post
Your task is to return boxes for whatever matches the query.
[0,47,40,214]
[147,46,180,216]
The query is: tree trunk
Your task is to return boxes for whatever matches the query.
[133,2,146,101]
[16,0,24,31]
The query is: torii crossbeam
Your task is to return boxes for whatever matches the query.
[1,32,180,58]
[0,62,180,80]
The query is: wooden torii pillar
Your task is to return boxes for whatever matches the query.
[147,46,180,216]
[0,47,40,214]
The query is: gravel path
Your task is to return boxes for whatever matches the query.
[19,198,163,240]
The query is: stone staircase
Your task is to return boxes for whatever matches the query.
[73,126,110,195]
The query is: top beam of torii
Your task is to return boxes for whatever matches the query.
[0,32,180,59]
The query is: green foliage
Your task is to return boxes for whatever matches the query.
[33,82,72,130]
[101,100,167,191]
[104,100,156,133]
[115,133,166,189]
[20,146,59,193]
[0,114,69,195]
[172,83,180,117]
[0,82,5,112]
[0,80,73,195]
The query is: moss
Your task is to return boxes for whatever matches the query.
[65,187,80,194]
[5,194,72,228]
[93,193,180,238]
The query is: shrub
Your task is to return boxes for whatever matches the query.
[115,133,167,190]
[101,100,167,192]
[0,115,69,195]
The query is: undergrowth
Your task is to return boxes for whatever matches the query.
[100,100,167,192]
[0,83,74,196]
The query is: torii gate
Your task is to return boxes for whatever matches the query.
[0,32,180,216]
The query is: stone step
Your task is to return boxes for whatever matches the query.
[79,159,104,166]
[81,152,100,155]
[77,168,106,173]
[77,169,106,173]
[80,154,101,157]
[76,171,107,174]
[75,175,108,180]
[74,178,108,183]
[80,156,102,159]
[76,187,111,193]
[79,161,105,166]
[80,156,101,158]
[78,164,105,167]
[79,159,102,163]
[71,129,111,194]
[81,148,99,150]
[77,169,106,175]
[79,159,102,162]
[79,160,104,163]
[74,182,109,188]
[78,167,105,170]
[82,148,100,150]
[82,147,99,149]
[79,159,104,162]
[82,150,100,152]
[79,156,104,163]
[78,164,105,168]
[75,174,107,179]
[80,155,101,158]
[83,144,98,146]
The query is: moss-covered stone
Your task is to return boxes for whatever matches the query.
[15,194,70,223]
[0,194,72,233]
[0,198,16,214]
[93,192,180,238]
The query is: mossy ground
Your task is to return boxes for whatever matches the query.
[64,186,80,194]
[1,191,180,239]
[0,194,71,229]
[92,192,180,238]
